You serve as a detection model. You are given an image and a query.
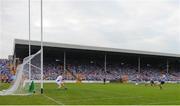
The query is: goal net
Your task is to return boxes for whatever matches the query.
[0,50,42,95]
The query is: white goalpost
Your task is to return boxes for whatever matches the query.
[0,0,44,95]
[40,0,44,94]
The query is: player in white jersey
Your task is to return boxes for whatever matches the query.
[56,75,67,90]
[158,74,166,89]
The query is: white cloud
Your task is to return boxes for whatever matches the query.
[0,0,180,58]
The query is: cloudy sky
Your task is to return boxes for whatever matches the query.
[0,0,180,58]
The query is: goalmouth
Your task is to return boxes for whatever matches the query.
[0,50,43,96]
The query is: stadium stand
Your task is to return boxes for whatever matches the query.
[1,39,179,83]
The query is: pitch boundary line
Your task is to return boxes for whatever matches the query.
[147,100,180,105]
[43,94,64,105]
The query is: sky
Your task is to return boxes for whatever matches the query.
[0,0,180,59]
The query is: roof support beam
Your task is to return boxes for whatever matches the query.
[167,59,169,74]
[138,56,141,73]
[104,53,107,79]
[64,51,66,73]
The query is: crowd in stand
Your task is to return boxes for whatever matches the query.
[168,68,180,81]
[0,59,11,83]
[1,58,180,82]
[43,63,63,80]
[42,61,180,81]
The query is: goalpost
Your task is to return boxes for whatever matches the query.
[28,0,44,94]
[0,0,44,95]
[0,50,42,95]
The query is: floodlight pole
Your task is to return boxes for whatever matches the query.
[28,0,31,83]
[138,57,141,73]
[40,0,44,94]
[167,59,169,74]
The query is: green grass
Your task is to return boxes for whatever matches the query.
[0,83,180,105]
[0,83,10,90]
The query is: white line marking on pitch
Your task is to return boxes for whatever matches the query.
[147,100,180,105]
[43,94,64,105]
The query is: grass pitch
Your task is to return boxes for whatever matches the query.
[0,83,180,105]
